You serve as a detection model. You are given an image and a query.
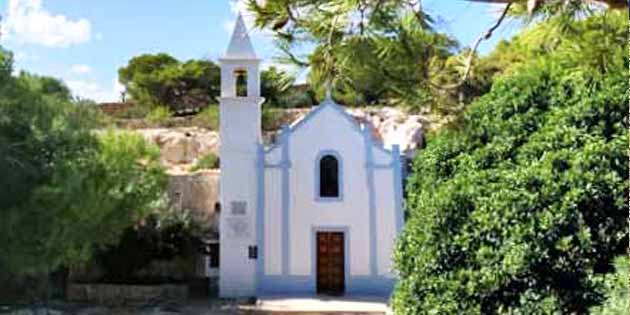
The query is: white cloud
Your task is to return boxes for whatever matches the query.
[65,78,124,103]
[2,0,92,47]
[14,51,27,61]
[70,64,91,74]
[11,51,39,73]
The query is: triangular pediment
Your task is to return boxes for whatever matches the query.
[289,99,364,138]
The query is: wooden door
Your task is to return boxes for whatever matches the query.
[316,231,345,295]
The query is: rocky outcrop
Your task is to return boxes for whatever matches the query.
[134,128,220,173]
[167,170,220,239]
[288,107,428,159]
[346,107,427,159]
[131,107,427,168]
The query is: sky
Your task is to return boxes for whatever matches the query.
[0,0,523,103]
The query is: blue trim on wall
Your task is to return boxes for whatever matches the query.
[363,125,378,276]
[258,275,314,294]
[280,125,291,276]
[264,161,291,169]
[255,143,265,292]
[392,145,404,233]
[256,224,395,296]
[314,150,343,202]
[347,276,396,296]
[258,225,396,296]
[257,275,395,296]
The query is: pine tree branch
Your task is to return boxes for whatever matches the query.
[440,2,512,90]
[461,2,512,82]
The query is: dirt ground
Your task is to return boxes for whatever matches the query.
[1,297,389,315]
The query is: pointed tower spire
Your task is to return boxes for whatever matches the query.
[224,13,257,59]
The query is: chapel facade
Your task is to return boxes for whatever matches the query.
[218,14,403,297]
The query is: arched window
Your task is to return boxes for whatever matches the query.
[235,69,248,97]
[319,155,339,198]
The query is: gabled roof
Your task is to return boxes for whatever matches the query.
[265,97,393,156]
[223,13,257,60]
[289,97,363,136]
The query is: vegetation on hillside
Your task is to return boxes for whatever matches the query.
[393,12,626,314]
[190,152,220,171]
[117,54,312,115]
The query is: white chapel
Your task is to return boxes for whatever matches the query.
[218,14,404,297]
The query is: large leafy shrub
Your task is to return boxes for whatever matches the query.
[94,213,198,284]
[393,13,627,315]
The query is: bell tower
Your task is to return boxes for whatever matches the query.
[218,13,264,297]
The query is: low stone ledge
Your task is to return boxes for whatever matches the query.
[67,283,188,306]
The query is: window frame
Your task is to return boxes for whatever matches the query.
[315,150,343,202]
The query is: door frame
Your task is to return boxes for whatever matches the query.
[312,226,349,295]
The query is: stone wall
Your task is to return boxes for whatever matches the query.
[66,284,187,305]
[97,102,135,116]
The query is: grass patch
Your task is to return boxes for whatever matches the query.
[190,152,220,171]
[146,106,172,125]
[192,105,219,130]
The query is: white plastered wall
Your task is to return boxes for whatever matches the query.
[261,104,399,280]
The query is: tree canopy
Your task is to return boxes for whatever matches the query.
[118,54,221,112]
[393,11,626,314]
[118,54,308,111]
[248,0,624,113]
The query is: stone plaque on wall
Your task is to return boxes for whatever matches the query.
[226,217,251,239]
[230,201,247,215]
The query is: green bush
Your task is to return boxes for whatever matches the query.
[393,13,627,315]
[590,256,629,315]
[190,152,220,171]
[94,213,197,284]
[146,106,172,125]
[192,105,219,130]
